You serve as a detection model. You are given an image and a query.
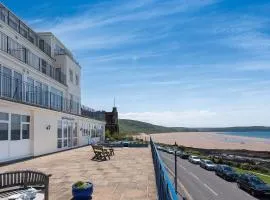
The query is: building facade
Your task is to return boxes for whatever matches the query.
[0,3,105,163]
[105,107,119,135]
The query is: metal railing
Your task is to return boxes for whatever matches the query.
[150,138,179,200]
[0,3,52,57]
[0,30,66,85]
[0,72,80,115]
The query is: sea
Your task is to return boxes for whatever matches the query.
[217,131,270,139]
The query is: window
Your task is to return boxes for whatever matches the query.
[69,69,73,83]
[0,123,8,140]
[57,140,62,149]
[28,30,37,44]
[57,120,62,148]
[0,31,7,52]
[11,114,20,140]
[0,7,8,23]
[13,71,22,101]
[73,122,78,138]
[26,77,34,103]
[22,124,29,139]
[2,67,12,98]
[41,59,47,74]
[75,74,79,86]
[50,87,63,110]
[27,51,40,70]
[19,22,28,38]
[0,112,9,120]
[8,37,26,62]
[21,115,30,122]
[8,13,19,32]
[35,81,42,105]
[43,84,49,107]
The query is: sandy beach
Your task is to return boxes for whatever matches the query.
[144,132,270,151]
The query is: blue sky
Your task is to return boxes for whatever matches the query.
[4,0,270,127]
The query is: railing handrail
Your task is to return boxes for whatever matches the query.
[150,138,179,200]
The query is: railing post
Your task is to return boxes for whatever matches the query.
[174,150,178,194]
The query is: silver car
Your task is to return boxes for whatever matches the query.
[200,159,217,170]
[188,155,201,164]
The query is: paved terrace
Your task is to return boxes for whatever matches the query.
[0,147,156,200]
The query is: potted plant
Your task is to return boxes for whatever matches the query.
[72,181,93,199]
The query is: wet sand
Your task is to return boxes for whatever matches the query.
[145,132,270,151]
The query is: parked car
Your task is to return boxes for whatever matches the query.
[188,155,201,164]
[157,146,164,151]
[180,152,189,159]
[215,165,238,181]
[200,159,217,171]
[237,173,270,197]
[177,151,189,159]
[167,149,174,154]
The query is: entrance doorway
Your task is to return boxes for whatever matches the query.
[57,119,78,149]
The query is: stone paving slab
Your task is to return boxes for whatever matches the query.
[0,146,157,200]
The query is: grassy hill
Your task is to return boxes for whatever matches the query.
[119,119,195,134]
[119,119,270,134]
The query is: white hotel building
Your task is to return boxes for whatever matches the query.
[0,3,105,163]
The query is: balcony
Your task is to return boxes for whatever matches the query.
[0,30,66,85]
[0,3,52,57]
[0,72,79,115]
[54,49,80,66]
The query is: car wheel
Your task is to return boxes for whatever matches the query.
[251,190,256,197]
[237,183,241,189]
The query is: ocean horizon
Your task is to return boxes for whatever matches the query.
[217,131,270,139]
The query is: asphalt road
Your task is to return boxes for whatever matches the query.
[159,151,267,200]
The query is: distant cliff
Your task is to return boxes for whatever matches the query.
[119,119,270,134]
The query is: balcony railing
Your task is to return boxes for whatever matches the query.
[0,3,52,57]
[54,49,80,66]
[0,72,79,115]
[0,30,66,85]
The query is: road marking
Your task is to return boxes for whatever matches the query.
[165,165,194,200]
[188,172,200,181]
[161,153,219,197]
[203,183,218,196]
[180,165,187,171]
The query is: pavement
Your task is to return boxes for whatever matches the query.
[159,151,268,200]
[0,146,156,200]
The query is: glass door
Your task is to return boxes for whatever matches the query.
[73,122,78,147]
[57,119,75,149]
[63,120,68,148]
[67,121,72,147]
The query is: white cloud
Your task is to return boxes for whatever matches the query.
[119,108,270,127]
[119,110,217,127]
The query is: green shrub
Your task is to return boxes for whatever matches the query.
[241,163,252,170]
[74,181,89,189]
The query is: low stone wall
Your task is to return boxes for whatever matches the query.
[102,142,148,148]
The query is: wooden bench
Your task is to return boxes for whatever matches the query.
[0,170,51,200]
[91,145,111,161]
[97,145,114,156]
[102,146,114,156]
